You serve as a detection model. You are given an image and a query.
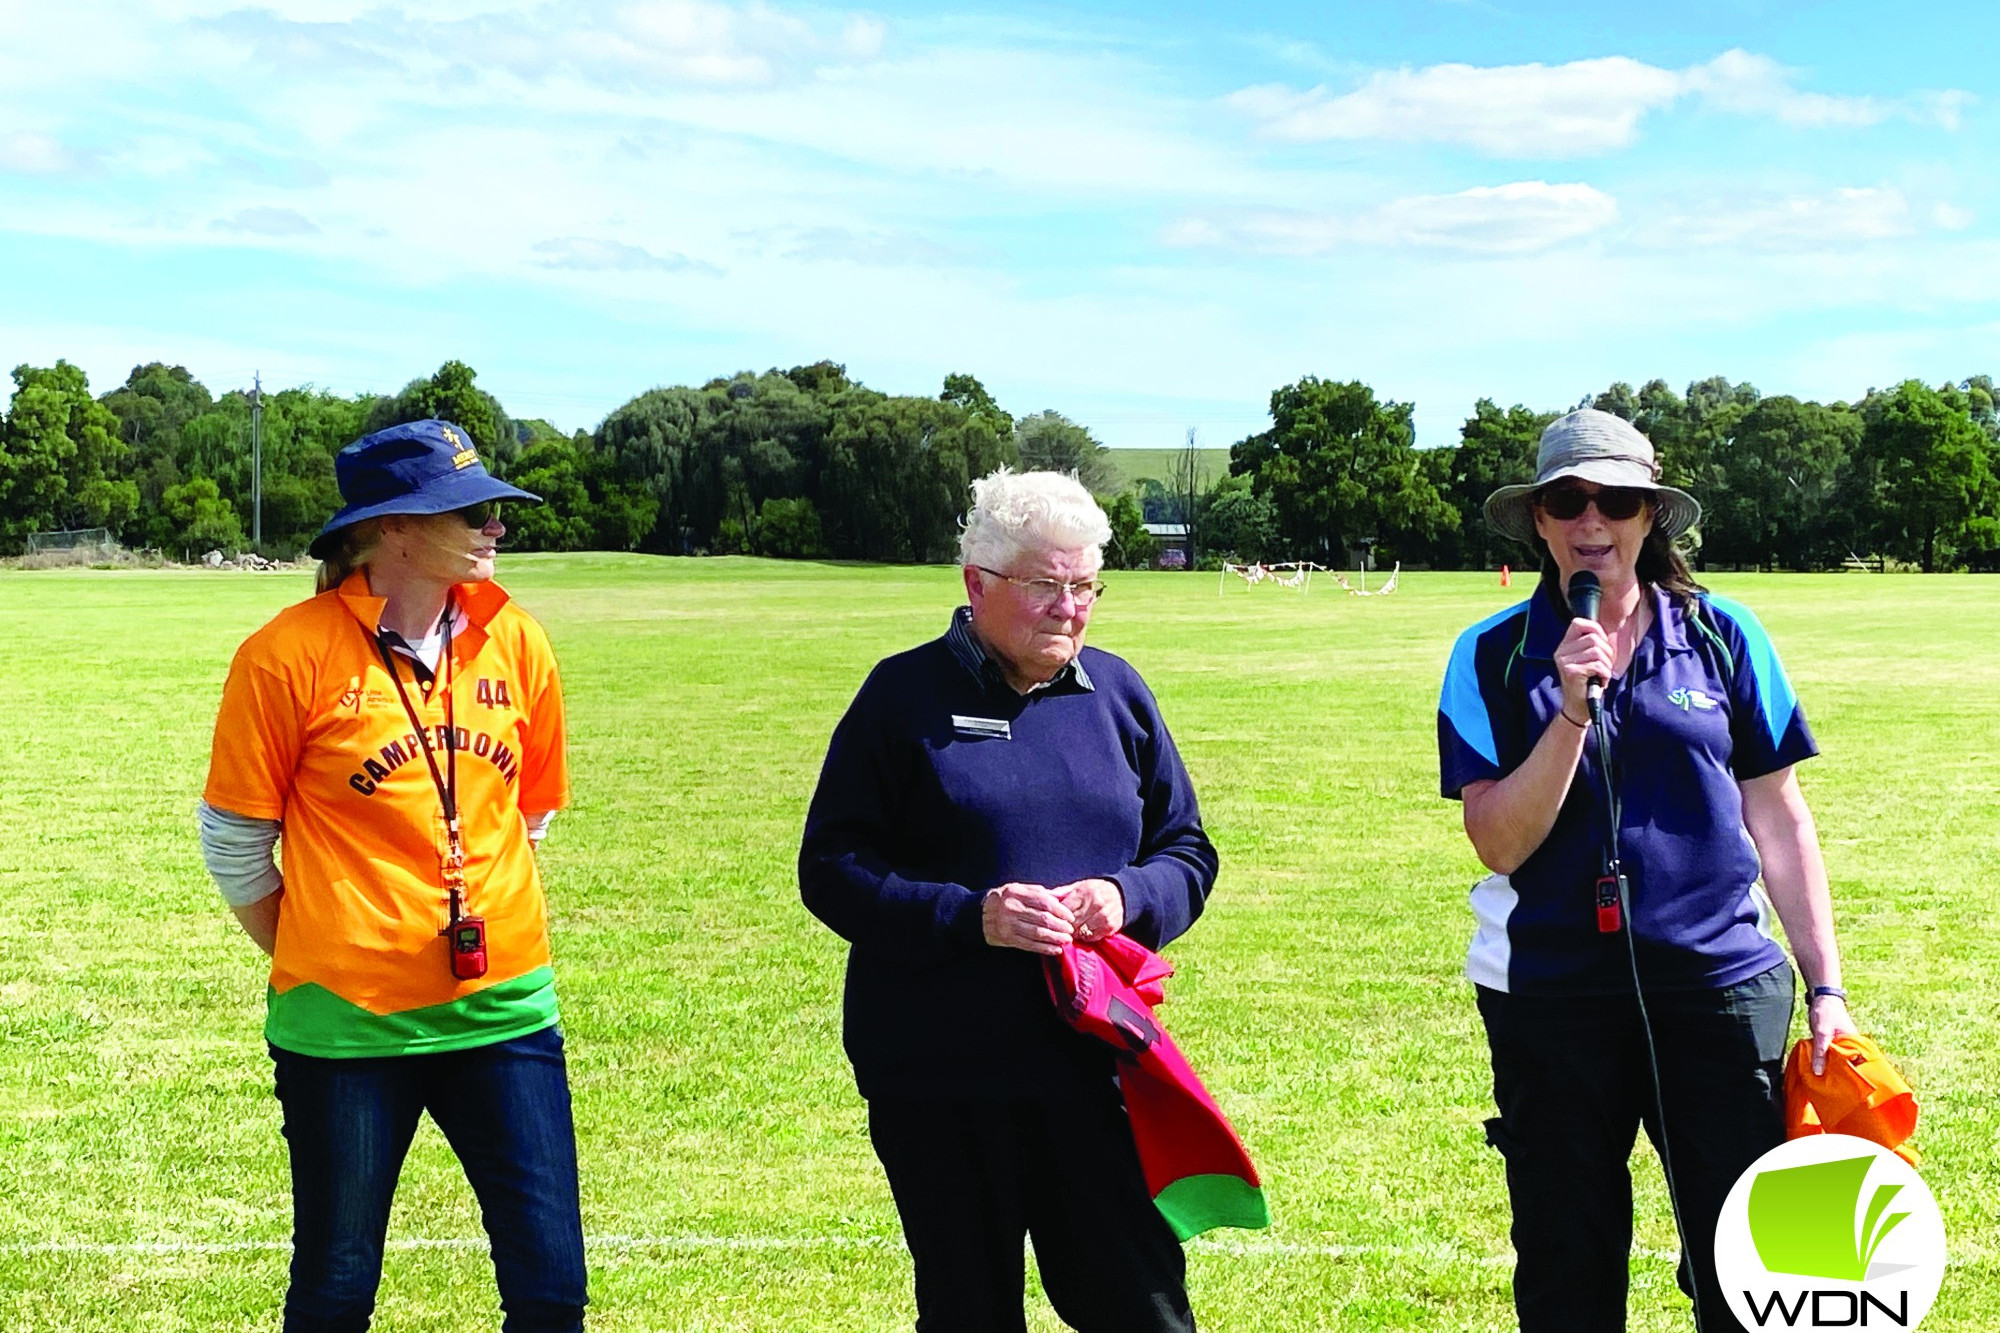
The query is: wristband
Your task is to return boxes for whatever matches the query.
[1808,985,1848,1002]
[1558,708,1589,730]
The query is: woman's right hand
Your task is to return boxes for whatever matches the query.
[1553,617,1614,722]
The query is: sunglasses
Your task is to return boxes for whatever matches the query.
[1536,485,1648,522]
[454,500,502,528]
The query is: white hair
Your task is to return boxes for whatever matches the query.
[958,467,1111,569]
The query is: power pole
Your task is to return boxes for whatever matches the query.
[250,370,264,553]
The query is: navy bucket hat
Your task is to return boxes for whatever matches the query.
[309,419,540,559]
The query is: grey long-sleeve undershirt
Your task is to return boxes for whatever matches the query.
[196,800,284,907]
[196,800,555,907]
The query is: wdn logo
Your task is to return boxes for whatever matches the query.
[1715,1137,1946,1329]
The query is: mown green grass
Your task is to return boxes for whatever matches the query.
[1102,447,1232,489]
[1,558,1995,1332]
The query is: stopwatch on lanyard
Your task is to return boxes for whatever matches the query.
[374,600,487,980]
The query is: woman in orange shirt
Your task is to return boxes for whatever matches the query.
[198,419,584,1333]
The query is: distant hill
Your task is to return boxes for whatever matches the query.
[1102,447,1233,490]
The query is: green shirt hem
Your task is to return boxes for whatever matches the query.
[264,967,559,1058]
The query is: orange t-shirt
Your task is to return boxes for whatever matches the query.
[205,572,569,1057]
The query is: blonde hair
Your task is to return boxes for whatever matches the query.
[314,520,382,594]
[958,467,1111,569]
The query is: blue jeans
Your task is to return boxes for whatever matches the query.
[269,1024,588,1333]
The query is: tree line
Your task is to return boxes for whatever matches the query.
[1161,374,1999,573]
[3,357,1995,571]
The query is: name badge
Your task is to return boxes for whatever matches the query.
[952,714,1011,740]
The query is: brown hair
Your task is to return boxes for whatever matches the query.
[1527,494,1706,606]
[314,520,382,595]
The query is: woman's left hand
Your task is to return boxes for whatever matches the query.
[1057,878,1125,942]
[1808,993,1861,1075]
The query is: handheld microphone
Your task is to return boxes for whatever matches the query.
[1566,570,1605,715]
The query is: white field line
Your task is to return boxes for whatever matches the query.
[0,1233,1619,1266]
[25,1233,1991,1266]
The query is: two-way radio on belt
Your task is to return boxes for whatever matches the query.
[1566,570,1705,1332]
[373,599,489,981]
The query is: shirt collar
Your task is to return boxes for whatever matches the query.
[945,606,1094,695]
[336,571,509,635]
[377,602,468,680]
[1521,579,1692,660]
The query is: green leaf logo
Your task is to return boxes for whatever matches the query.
[1748,1155,1912,1282]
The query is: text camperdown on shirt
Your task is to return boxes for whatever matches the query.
[205,573,569,1057]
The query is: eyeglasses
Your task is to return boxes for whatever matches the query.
[454,500,502,528]
[975,566,1106,607]
[1536,485,1648,522]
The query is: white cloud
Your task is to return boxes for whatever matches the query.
[759,226,965,267]
[530,236,716,272]
[567,0,883,87]
[0,132,75,174]
[1643,187,1914,250]
[212,205,320,236]
[1933,202,1974,231]
[1167,181,1618,256]
[1230,49,1972,157]
[1682,50,1888,128]
[2,4,1992,450]
[1229,57,1680,156]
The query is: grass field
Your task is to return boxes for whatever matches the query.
[1,558,1996,1332]
[1103,447,1233,489]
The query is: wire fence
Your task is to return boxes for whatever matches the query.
[25,527,115,555]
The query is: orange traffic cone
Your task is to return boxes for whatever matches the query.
[1500,565,1511,587]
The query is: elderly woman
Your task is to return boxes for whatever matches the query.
[800,468,1219,1333]
[1437,410,1858,1333]
[198,419,586,1333]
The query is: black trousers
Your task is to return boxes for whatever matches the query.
[867,1083,1196,1333]
[1477,961,1794,1333]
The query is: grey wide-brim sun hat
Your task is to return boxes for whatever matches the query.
[1483,408,1701,547]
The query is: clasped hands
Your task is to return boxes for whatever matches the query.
[982,878,1123,955]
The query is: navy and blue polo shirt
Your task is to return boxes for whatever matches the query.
[1437,581,1817,996]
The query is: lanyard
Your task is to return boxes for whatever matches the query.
[1586,678,1628,934]
[372,603,467,921]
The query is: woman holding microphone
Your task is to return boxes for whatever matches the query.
[1436,409,1857,1332]
[198,419,586,1333]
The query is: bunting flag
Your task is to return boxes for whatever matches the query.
[1045,934,1270,1240]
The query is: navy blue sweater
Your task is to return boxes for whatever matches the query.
[799,625,1218,1100]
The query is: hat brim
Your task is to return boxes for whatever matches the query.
[1484,462,1700,547]
[308,473,541,559]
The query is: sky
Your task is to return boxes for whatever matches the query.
[2,0,1996,448]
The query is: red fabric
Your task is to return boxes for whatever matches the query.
[1045,934,1265,1234]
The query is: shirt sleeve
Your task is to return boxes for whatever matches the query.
[1108,678,1217,951]
[1706,595,1818,780]
[516,622,570,814]
[798,667,986,960]
[1438,619,1512,799]
[203,642,305,821]
[196,800,284,906]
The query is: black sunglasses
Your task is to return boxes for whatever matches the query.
[454,500,502,528]
[1536,485,1648,522]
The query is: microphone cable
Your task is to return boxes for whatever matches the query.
[1586,681,1707,1332]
